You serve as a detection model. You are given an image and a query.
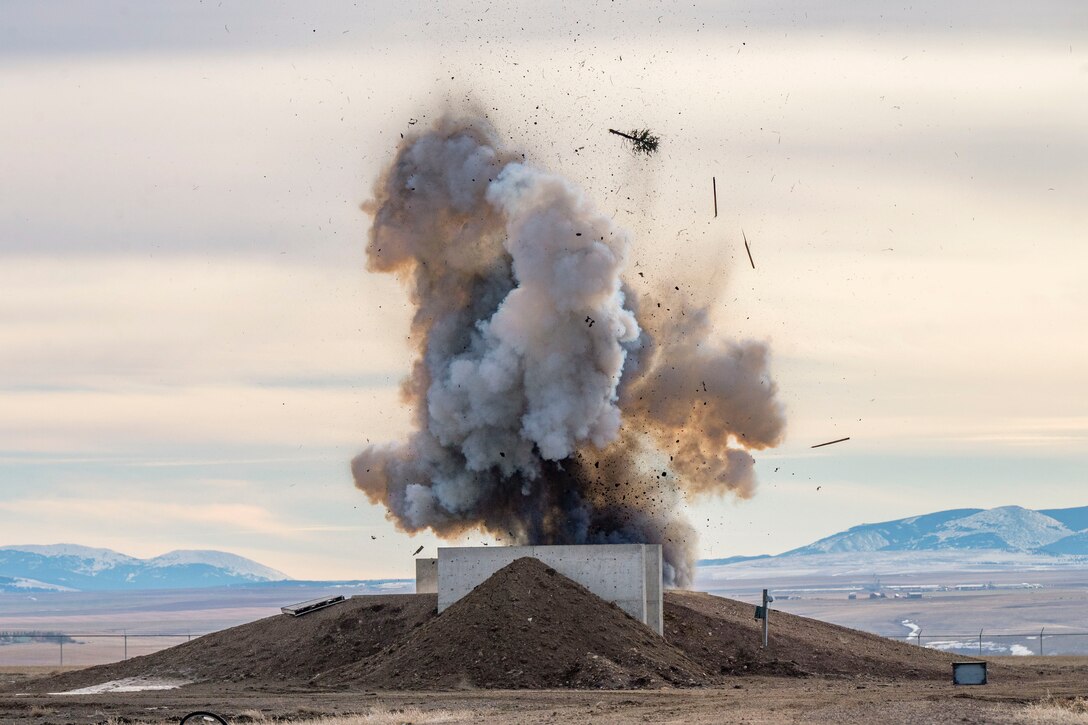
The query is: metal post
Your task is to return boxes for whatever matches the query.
[917,628,922,647]
[979,629,983,657]
[124,632,128,661]
[1039,627,1045,656]
[761,589,770,649]
[59,638,63,667]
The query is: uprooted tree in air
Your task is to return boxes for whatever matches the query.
[608,127,660,156]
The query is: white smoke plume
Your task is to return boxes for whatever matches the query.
[353,118,786,585]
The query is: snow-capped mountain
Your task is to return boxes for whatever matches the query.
[782,505,1088,557]
[145,550,287,581]
[0,544,290,592]
[2,544,138,576]
[932,508,1071,550]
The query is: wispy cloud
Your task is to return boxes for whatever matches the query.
[0,497,294,537]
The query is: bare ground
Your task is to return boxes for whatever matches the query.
[1,669,1087,724]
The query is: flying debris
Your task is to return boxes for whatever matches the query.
[743,230,755,269]
[811,437,850,449]
[608,127,661,156]
[412,545,424,556]
[351,119,786,587]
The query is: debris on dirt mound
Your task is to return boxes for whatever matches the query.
[8,594,436,694]
[665,591,954,679]
[318,557,710,690]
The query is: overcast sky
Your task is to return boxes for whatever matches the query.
[2,1,1086,580]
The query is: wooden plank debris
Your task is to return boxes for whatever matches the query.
[811,437,850,449]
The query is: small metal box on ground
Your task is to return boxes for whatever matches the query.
[952,661,988,685]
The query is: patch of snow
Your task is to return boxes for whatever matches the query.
[51,677,189,695]
[1009,644,1034,656]
[925,639,1017,655]
[806,530,892,554]
[9,577,75,592]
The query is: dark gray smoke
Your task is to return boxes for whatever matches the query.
[352,118,785,586]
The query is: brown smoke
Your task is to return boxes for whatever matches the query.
[352,118,785,586]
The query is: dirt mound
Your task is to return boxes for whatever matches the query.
[9,594,436,694]
[665,591,954,679]
[9,564,961,695]
[318,557,710,690]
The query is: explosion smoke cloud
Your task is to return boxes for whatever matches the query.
[353,118,785,585]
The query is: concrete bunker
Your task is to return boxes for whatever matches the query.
[420,544,663,635]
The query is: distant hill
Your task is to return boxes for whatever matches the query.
[781,505,1088,557]
[696,505,1088,566]
[0,544,290,592]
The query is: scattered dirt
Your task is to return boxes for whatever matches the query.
[7,558,966,697]
[319,557,708,690]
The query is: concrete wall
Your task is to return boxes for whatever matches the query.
[436,544,663,635]
[643,545,663,635]
[415,558,438,594]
